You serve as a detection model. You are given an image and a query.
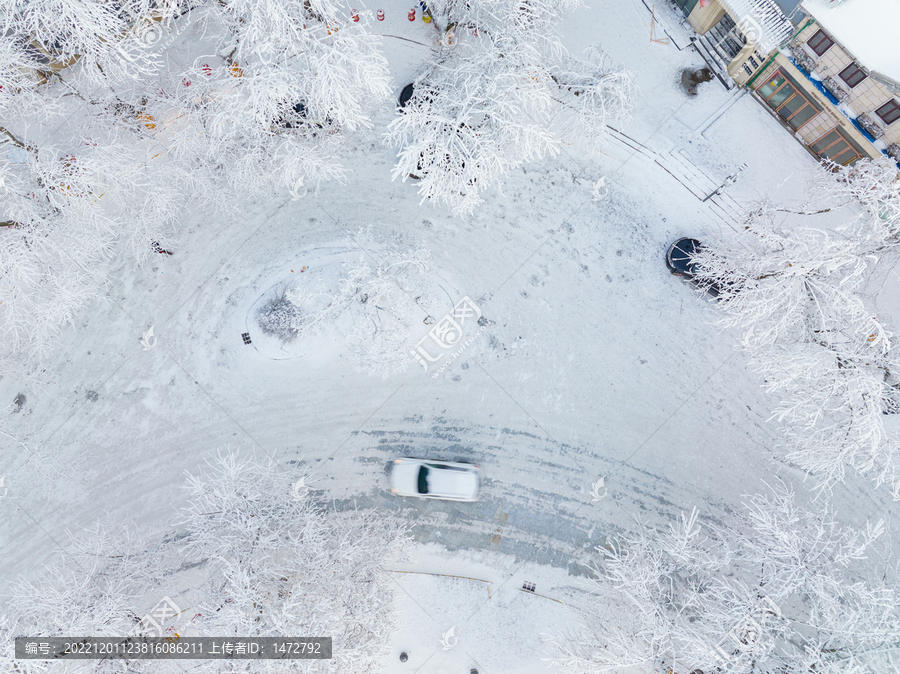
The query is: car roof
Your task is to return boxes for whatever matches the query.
[420,464,479,498]
[668,238,702,273]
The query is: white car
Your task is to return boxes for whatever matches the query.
[390,458,481,502]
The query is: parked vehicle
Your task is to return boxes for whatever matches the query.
[390,458,481,501]
[278,101,335,133]
[398,82,415,108]
[665,237,723,298]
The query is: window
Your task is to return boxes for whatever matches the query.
[756,69,823,131]
[758,72,787,99]
[672,0,700,14]
[839,63,867,88]
[807,29,834,56]
[875,99,900,125]
[811,128,864,166]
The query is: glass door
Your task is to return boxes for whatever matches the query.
[756,69,821,132]
[810,129,863,166]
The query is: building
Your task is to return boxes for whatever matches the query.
[674,0,900,167]
[675,0,794,90]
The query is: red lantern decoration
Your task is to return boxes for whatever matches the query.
[202,63,212,76]
[351,9,359,21]
[408,8,415,20]
[377,9,384,20]
[182,77,191,86]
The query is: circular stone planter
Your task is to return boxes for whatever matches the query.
[245,245,352,360]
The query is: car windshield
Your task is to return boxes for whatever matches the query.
[417,466,429,494]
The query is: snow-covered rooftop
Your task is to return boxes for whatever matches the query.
[801,0,900,85]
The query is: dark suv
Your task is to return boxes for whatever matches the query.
[665,238,723,298]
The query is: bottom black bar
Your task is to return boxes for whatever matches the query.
[15,637,332,659]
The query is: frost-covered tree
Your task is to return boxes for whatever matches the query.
[1,452,411,673]
[0,124,194,379]
[0,32,61,120]
[177,452,411,672]
[0,137,115,377]
[284,229,433,378]
[813,157,900,242]
[0,0,393,379]
[689,163,900,499]
[5,522,171,636]
[552,483,898,674]
[167,0,391,196]
[2,0,191,92]
[386,0,635,215]
[336,237,432,378]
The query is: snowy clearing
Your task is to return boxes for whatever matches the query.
[1,0,899,672]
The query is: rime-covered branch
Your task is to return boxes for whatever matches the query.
[551,483,898,674]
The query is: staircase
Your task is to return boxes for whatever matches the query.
[691,14,745,90]
[604,126,745,230]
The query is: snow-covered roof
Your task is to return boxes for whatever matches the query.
[718,0,795,52]
[801,0,900,85]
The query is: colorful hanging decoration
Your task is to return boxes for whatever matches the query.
[377,9,384,20]
[351,9,359,21]
[408,8,415,20]
[201,63,212,76]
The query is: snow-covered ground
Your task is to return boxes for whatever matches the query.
[2,0,899,671]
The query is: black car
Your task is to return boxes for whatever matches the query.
[279,101,334,132]
[398,82,415,108]
[665,237,723,298]
[397,82,436,110]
